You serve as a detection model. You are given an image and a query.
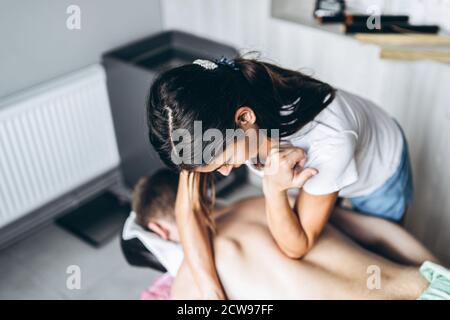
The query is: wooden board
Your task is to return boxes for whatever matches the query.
[355,34,450,46]
[381,47,450,62]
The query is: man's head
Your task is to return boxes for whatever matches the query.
[132,169,179,242]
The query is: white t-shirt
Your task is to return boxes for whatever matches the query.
[246,89,404,198]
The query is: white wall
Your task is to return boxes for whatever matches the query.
[0,0,162,98]
[161,0,450,264]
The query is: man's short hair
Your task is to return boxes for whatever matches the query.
[132,168,179,228]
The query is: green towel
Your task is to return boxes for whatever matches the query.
[418,261,450,300]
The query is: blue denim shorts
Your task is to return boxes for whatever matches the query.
[348,126,414,222]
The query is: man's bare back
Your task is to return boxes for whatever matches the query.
[172,197,428,299]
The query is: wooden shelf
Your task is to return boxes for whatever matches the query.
[271,0,450,64]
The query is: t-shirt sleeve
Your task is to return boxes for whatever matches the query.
[301,131,359,195]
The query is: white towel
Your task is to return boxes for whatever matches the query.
[122,212,183,276]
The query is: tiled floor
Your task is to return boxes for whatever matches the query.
[0,183,262,300]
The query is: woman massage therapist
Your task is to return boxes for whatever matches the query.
[146,55,414,299]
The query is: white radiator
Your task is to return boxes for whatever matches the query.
[0,65,120,228]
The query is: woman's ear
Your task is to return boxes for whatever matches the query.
[235,106,256,129]
[148,221,170,240]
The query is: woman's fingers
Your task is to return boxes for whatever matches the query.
[266,146,307,175]
[263,144,316,192]
[292,167,318,188]
[278,148,307,169]
[185,172,202,212]
[283,148,306,165]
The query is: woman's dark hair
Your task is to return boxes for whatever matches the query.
[147,52,335,171]
[147,52,335,229]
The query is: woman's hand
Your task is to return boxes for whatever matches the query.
[176,170,226,300]
[181,170,200,211]
[262,145,318,195]
[261,146,335,259]
[176,170,194,215]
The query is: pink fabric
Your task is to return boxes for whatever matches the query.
[140,273,174,300]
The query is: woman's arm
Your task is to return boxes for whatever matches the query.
[264,188,338,258]
[262,146,337,258]
[175,171,225,299]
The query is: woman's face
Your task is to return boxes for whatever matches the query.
[194,106,271,176]
[195,137,254,176]
[195,131,273,176]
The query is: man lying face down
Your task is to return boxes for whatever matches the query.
[132,169,450,300]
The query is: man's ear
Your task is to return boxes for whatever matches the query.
[235,106,256,129]
[148,221,170,240]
